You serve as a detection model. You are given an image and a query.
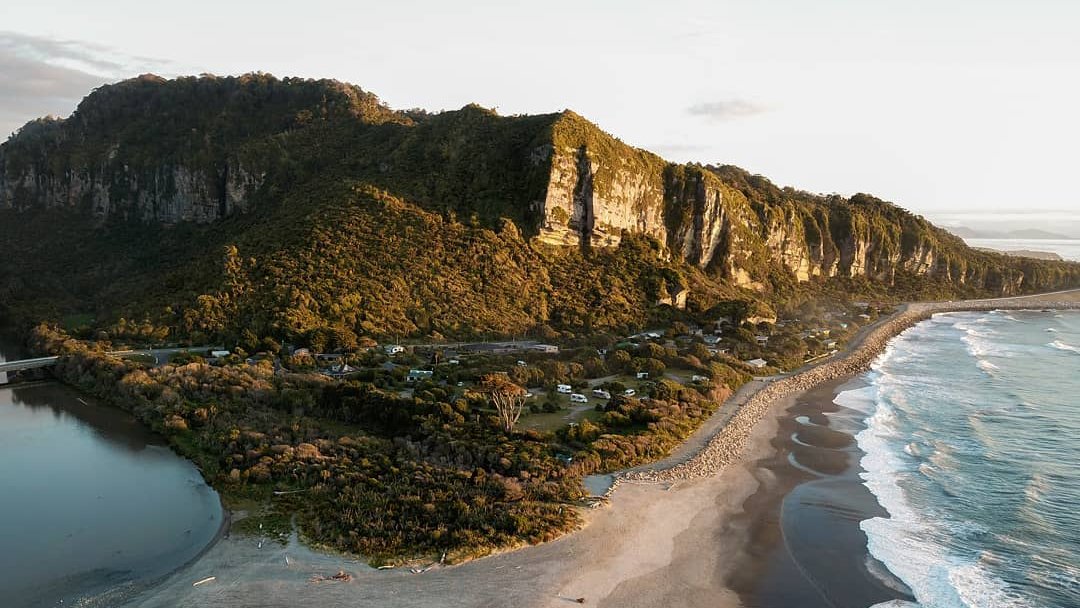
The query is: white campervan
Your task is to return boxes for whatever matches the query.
[570,393,588,404]
[556,384,573,394]
[592,389,611,399]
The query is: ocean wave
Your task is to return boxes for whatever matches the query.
[1047,340,1080,354]
[976,359,999,376]
[857,378,1031,608]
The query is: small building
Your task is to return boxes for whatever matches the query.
[636,372,649,380]
[824,339,838,349]
[530,344,560,354]
[517,360,528,367]
[745,358,768,369]
[692,375,709,383]
[406,369,434,382]
[291,347,311,357]
[384,345,405,355]
[210,350,231,359]
[755,335,770,346]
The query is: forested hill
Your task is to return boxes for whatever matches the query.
[1,73,1078,347]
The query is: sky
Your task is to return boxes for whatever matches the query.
[1,0,1078,233]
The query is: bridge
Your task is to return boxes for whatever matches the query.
[0,346,225,375]
[0,356,59,374]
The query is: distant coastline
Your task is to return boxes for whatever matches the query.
[964,237,1080,262]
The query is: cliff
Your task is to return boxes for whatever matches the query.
[1,74,1079,342]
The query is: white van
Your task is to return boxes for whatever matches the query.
[570,393,588,403]
[623,388,636,397]
[592,389,611,399]
[556,384,573,394]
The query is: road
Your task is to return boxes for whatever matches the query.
[0,345,225,373]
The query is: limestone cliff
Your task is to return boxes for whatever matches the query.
[2,74,1077,300]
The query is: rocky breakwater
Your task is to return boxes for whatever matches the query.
[619,293,1080,486]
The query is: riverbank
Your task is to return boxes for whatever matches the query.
[115,290,1080,607]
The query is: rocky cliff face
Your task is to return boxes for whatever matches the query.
[525,112,1072,295]
[0,153,264,223]
[2,75,1076,298]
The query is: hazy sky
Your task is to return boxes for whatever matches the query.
[1,0,1078,227]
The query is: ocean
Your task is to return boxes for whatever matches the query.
[964,238,1080,262]
[839,310,1080,607]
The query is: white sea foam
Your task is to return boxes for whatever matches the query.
[976,359,999,375]
[855,344,1033,608]
[1047,340,1080,354]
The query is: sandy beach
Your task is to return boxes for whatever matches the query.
[113,290,1080,608]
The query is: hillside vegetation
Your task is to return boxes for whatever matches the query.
[1,73,1078,346]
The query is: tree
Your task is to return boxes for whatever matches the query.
[479,374,527,433]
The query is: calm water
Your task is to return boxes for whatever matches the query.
[841,310,1080,607]
[964,238,1080,262]
[0,338,223,607]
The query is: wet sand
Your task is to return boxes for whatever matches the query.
[726,378,914,608]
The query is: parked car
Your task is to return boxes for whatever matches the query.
[623,388,636,397]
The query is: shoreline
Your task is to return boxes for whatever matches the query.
[110,291,1080,607]
[725,376,915,607]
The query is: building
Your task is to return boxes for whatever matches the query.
[406,369,434,382]
[745,358,768,369]
[530,344,560,354]
[384,345,405,355]
[210,350,231,358]
[755,335,770,346]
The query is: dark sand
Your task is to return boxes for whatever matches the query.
[726,377,914,608]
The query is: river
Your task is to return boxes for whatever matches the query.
[0,336,224,608]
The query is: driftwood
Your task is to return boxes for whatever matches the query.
[310,570,352,583]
